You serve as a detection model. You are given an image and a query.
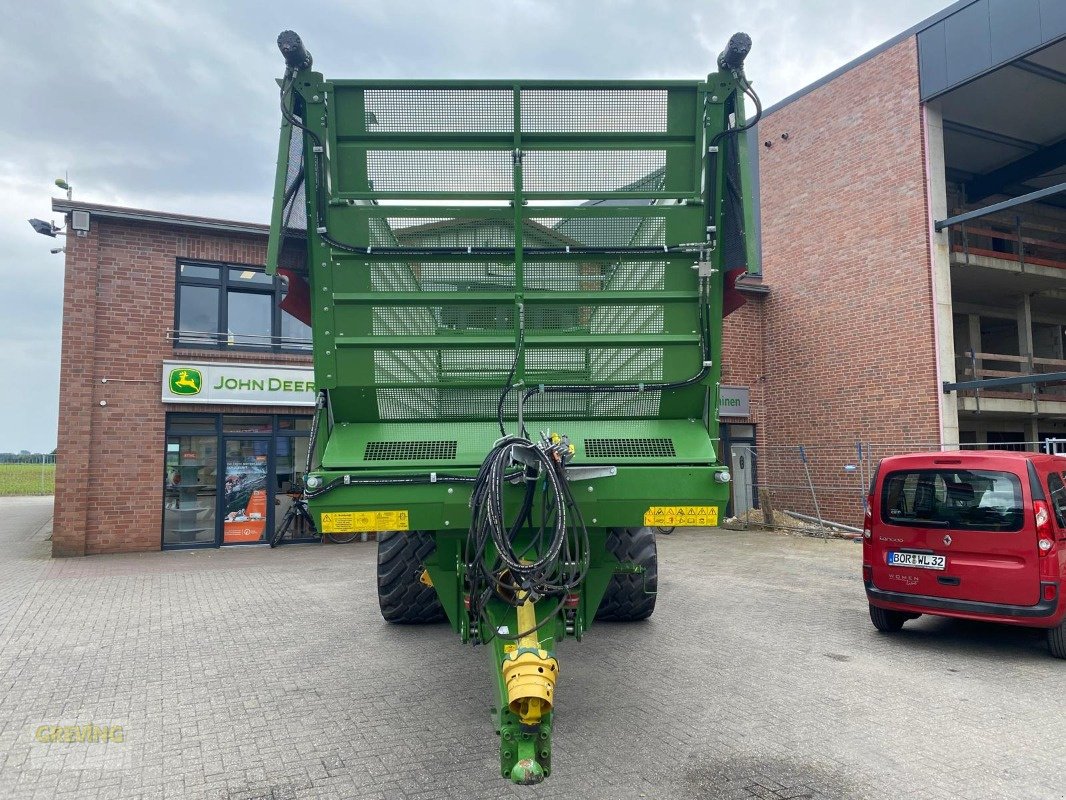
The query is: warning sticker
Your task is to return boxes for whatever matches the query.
[643,506,719,527]
[320,510,409,533]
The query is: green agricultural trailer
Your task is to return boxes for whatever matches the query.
[266,30,760,784]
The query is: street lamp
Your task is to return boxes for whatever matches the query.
[28,218,64,237]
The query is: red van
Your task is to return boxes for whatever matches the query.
[863,451,1066,658]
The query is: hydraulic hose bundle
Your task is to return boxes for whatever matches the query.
[466,434,590,643]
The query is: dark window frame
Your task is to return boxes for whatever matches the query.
[161,413,314,550]
[173,259,310,353]
[880,468,1024,533]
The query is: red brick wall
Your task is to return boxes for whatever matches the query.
[757,38,939,524]
[721,293,767,431]
[54,217,311,557]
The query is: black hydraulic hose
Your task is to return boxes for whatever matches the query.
[304,390,323,476]
[351,245,698,257]
[466,434,590,645]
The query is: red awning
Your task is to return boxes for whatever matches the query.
[723,267,748,317]
[278,269,312,326]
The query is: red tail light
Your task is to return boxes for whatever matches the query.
[863,494,873,540]
[1033,500,1054,557]
[1044,583,1058,602]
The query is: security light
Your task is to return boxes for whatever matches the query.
[28,218,62,237]
[49,247,65,254]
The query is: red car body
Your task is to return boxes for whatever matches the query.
[863,451,1066,657]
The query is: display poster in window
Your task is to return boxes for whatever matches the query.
[223,446,269,543]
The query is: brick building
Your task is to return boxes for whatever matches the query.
[51,206,316,556]
[748,0,1066,523]
[50,0,1066,554]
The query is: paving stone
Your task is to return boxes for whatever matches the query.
[0,497,1062,799]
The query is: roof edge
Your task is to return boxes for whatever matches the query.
[51,199,270,238]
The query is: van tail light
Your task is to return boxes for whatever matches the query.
[863,494,873,540]
[863,564,872,585]
[1043,583,1058,603]
[1033,500,1055,557]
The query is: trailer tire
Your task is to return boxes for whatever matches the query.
[596,527,657,621]
[868,603,909,633]
[377,530,446,624]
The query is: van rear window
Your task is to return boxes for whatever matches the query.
[881,469,1023,531]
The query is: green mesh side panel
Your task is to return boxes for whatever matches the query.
[310,83,709,423]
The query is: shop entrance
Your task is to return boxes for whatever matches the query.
[163,414,312,549]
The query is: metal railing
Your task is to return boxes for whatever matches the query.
[727,437,1066,536]
[955,349,1066,400]
[167,329,312,351]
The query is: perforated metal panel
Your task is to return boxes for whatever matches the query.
[364,441,458,461]
[584,438,677,459]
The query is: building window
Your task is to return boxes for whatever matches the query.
[163,413,314,549]
[173,261,311,351]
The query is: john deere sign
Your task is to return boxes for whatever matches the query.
[162,361,315,406]
[169,368,202,396]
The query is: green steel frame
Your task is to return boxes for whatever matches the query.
[267,34,757,783]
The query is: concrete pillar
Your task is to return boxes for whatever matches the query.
[968,314,982,380]
[1018,293,1040,450]
[924,103,959,447]
[1018,293,1034,366]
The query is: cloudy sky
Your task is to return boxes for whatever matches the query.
[1,0,950,452]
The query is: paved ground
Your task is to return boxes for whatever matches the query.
[0,496,1062,800]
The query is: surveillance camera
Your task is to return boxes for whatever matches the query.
[50,247,65,254]
[28,218,59,237]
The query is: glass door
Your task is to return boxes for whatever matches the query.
[221,437,273,544]
[272,430,316,543]
[163,435,218,547]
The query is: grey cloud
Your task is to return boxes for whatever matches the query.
[0,0,948,451]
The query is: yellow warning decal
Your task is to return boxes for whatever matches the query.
[643,506,719,527]
[320,510,409,533]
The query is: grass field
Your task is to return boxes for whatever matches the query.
[0,463,56,496]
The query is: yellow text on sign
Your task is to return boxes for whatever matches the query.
[320,510,409,533]
[643,506,719,527]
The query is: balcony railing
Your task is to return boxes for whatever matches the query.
[951,213,1066,271]
[167,329,312,352]
[955,349,1066,400]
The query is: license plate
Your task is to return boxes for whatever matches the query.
[887,551,946,570]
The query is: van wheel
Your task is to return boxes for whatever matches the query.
[1049,620,1066,659]
[869,603,909,633]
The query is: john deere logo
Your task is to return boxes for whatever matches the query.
[169,368,202,396]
